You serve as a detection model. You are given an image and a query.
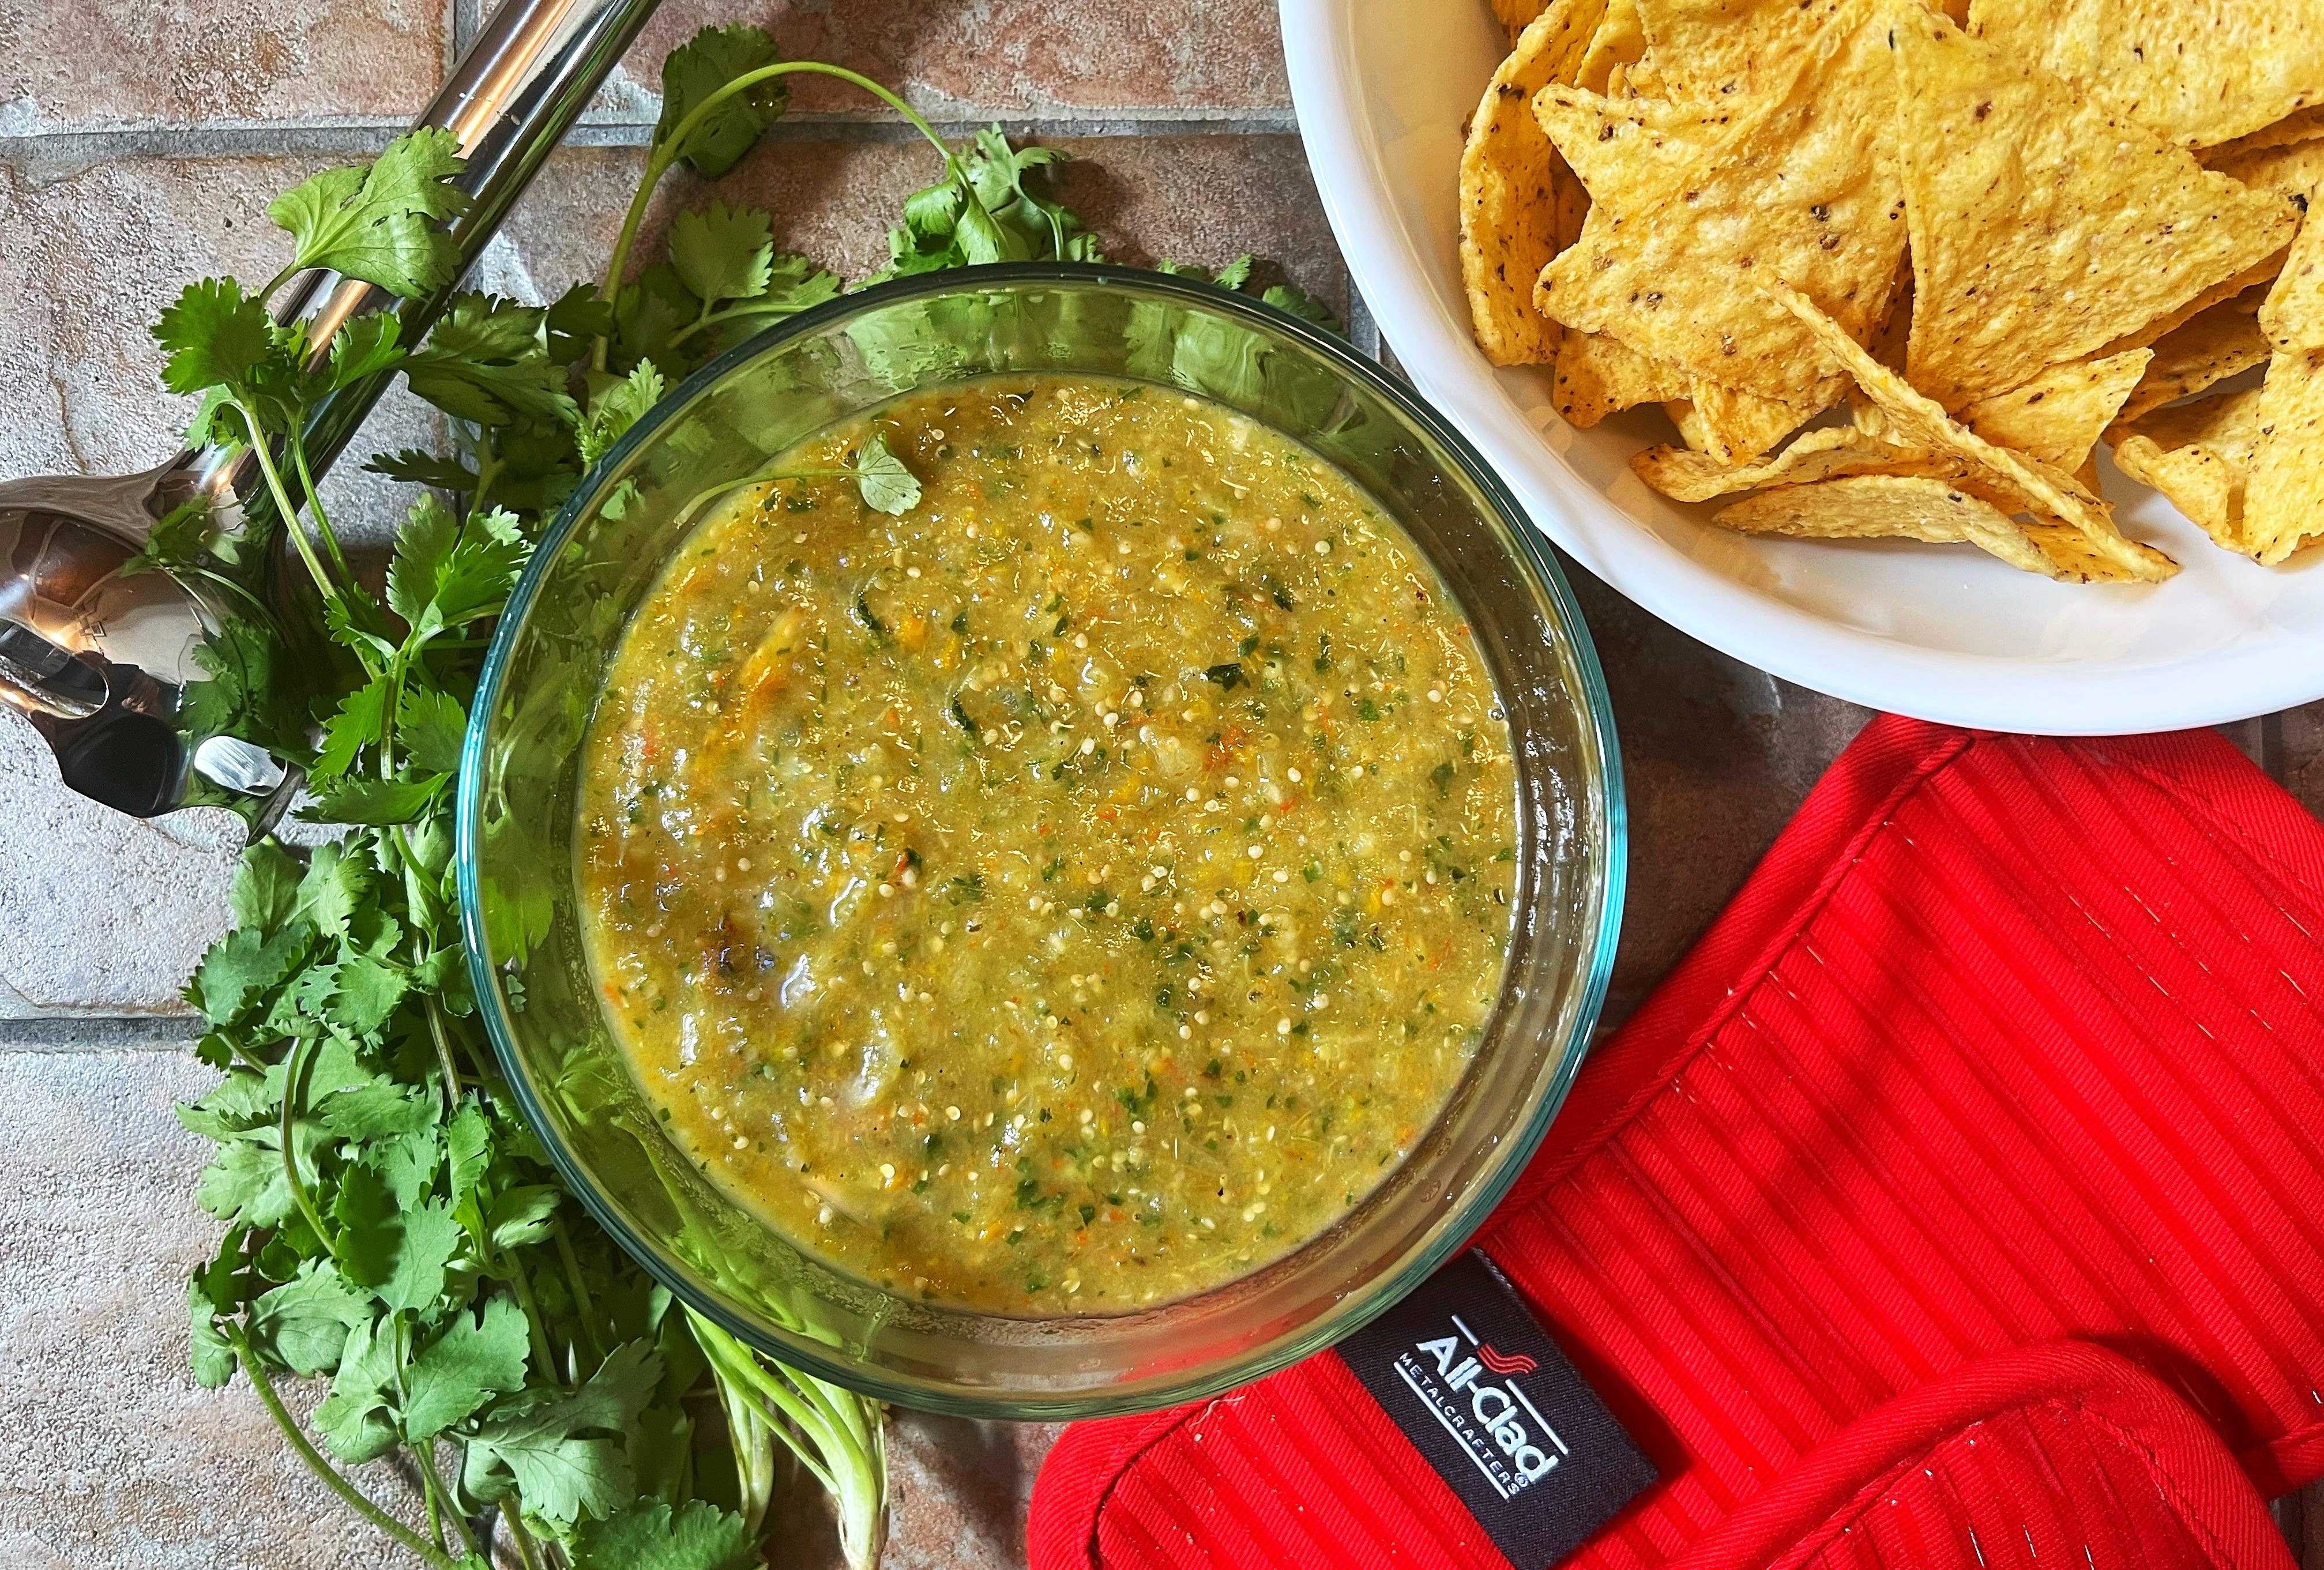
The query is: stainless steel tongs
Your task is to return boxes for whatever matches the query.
[0,0,664,829]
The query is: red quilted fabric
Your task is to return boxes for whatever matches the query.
[1028,718,2324,1570]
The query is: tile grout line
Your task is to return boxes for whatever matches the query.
[0,1016,200,1051]
[0,111,1302,167]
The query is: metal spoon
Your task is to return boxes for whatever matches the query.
[0,0,664,827]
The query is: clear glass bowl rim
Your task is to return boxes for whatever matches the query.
[455,260,1629,1417]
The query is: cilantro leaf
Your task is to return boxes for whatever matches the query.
[187,1228,247,1390]
[299,775,447,827]
[194,925,306,1026]
[403,294,578,428]
[196,1135,299,1231]
[247,1262,372,1376]
[854,432,921,515]
[446,1101,493,1201]
[228,841,304,937]
[312,1314,402,1464]
[315,1074,435,1140]
[1262,280,1346,334]
[386,493,459,627]
[383,495,527,641]
[656,25,788,179]
[311,953,410,1040]
[311,673,390,781]
[364,448,482,491]
[430,507,529,628]
[402,1296,529,1441]
[153,277,279,396]
[398,683,469,775]
[324,311,407,391]
[484,1184,561,1251]
[670,201,775,306]
[295,840,373,940]
[570,1499,758,1570]
[268,128,470,296]
[578,360,666,468]
[461,1344,661,1526]
[338,1165,462,1313]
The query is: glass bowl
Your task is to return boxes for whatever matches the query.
[456,263,1624,1418]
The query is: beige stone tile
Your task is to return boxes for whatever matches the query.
[495,133,1344,317]
[1563,563,1872,1026]
[0,717,239,1016]
[770,1412,1062,1570]
[0,0,447,135]
[0,149,445,541]
[0,1045,418,1567]
[599,0,1288,125]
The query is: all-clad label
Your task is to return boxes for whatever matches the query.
[1338,1251,1659,1569]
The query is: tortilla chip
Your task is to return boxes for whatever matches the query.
[2205,107,2324,164]
[1957,350,2152,472]
[1460,0,1612,366]
[1714,474,2075,578]
[1574,0,1648,92]
[1866,267,1912,370]
[1891,8,2298,410]
[2203,129,2324,206]
[2114,287,2273,424]
[1771,283,2179,581]
[1493,0,1554,43]
[1555,330,1689,425]
[1533,87,1736,198]
[1671,381,1832,464]
[1631,0,1848,100]
[1633,424,1919,499]
[2098,250,2293,362]
[1535,1,1906,400]
[2245,348,2324,564]
[1966,0,2324,150]
[2260,209,2324,354]
[2108,386,2267,551]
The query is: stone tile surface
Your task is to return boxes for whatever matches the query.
[491,133,1343,312]
[597,0,1289,125]
[1567,564,1872,1025]
[0,149,443,532]
[0,1045,419,1567]
[0,0,447,134]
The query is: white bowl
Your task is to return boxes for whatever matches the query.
[1278,0,2324,734]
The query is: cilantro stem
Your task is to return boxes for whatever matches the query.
[595,62,953,371]
[502,1507,546,1570]
[289,434,356,588]
[664,295,818,350]
[412,1440,480,1560]
[224,1322,455,1570]
[689,1309,886,1569]
[278,1034,340,1262]
[548,1217,604,1368]
[504,1255,561,1383]
[423,993,464,1111]
[235,401,378,679]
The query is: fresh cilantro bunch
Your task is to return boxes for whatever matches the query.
[151,21,1341,1569]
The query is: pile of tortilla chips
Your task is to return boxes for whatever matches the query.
[1461,0,2324,578]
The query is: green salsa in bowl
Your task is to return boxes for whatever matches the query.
[457,265,1624,1417]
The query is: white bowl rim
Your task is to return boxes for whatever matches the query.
[1278,0,2324,736]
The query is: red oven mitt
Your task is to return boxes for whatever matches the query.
[1028,717,2324,1570]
